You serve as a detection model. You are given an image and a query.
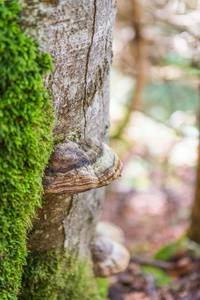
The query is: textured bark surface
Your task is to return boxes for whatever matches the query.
[19,0,117,256]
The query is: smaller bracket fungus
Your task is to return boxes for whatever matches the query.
[95,221,125,245]
[43,138,123,194]
[91,236,130,277]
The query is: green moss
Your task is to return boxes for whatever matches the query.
[19,250,108,300]
[0,0,54,298]
[96,278,109,300]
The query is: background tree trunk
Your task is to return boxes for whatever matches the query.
[18,0,117,298]
[189,136,200,243]
[188,85,200,243]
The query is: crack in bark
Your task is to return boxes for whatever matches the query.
[36,210,60,231]
[63,195,74,247]
[66,195,74,217]
[83,0,97,137]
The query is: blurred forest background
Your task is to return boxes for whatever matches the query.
[101,0,200,299]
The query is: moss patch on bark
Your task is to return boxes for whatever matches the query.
[0,0,54,298]
[19,250,108,300]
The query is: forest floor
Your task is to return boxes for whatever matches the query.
[101,179,200,300]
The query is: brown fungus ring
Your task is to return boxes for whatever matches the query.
[43,138,123,194]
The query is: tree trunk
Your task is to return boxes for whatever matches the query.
[18,0,117,298]
[188,84,200,243]
[188,135,200,243]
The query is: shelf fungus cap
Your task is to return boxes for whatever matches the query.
[91,236,130,277]
[43,138,123,194]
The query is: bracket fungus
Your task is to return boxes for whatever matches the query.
[43,138,123,194]
[91,236,130,277]
[95,221,125,245]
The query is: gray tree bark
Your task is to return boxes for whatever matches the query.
[19,0,117,257]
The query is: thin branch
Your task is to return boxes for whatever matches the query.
[131,255,175,270]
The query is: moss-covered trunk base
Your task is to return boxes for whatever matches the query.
[19,250,108,300]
